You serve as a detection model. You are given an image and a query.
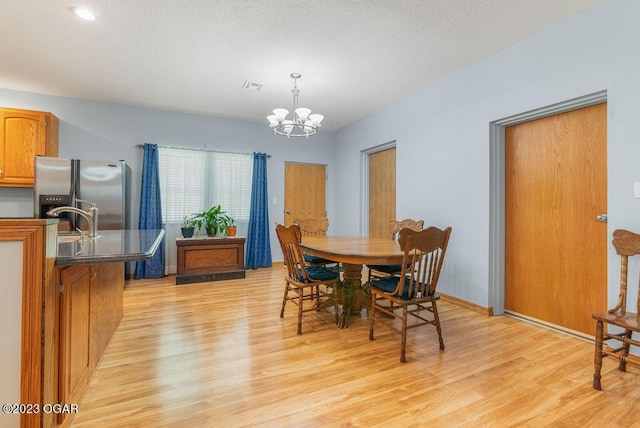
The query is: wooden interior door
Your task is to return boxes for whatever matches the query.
[368,147,396,238]
[284,162,326,227]
[505,102,607,336]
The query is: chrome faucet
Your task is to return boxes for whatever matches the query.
[47,199,99,238]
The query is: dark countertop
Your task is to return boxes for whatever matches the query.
[55,229,165,266]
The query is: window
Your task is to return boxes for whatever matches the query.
[158,148,206,222]
[209,152,253,222]
[158,147,253,223]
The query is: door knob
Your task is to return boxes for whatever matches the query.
[596,214,608,223]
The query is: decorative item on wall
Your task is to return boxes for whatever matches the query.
[266,73,324,138]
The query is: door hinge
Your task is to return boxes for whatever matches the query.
[58,282,64,294]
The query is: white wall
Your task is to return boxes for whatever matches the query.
[0,89,335,262]
[333,0,640,310]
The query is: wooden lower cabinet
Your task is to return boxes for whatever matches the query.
[57,265,92,426]
[89,263,124,369]
[176,237,246,284]
[54,261,124,428]
[0,218,129,428]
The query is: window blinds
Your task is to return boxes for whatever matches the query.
[158,147,252,223]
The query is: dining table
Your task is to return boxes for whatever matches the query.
[299,235,405,328]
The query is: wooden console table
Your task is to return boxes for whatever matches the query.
[176,236,246,284]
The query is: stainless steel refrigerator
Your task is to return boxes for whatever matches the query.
[34,157,131,232]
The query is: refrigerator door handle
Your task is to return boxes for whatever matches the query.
[69,159,78,230]
[71,159,78,203]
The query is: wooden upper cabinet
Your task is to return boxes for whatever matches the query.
[0,107,59,187]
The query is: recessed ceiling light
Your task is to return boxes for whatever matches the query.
[69,6,96,21]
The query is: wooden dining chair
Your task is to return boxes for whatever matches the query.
[294,217,339,271]
[593,229,640,390]
[369,226,452,363]
[294,217,329,236]
[366,218,424,281]
[276,224,340,335]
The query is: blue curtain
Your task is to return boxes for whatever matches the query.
[135,143,166,278]
[246,152,272,269]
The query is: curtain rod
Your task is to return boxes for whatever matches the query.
[136,143,270,158]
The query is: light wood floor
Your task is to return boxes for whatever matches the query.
[71,266,640,427]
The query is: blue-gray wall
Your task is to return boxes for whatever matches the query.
[334,0,640,312]
[0,89,336,262]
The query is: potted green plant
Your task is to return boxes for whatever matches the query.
[180,214,197,238]
[195,205,235,237]
[220,215,237,236]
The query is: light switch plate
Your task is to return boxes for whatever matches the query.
[634,182,640,199]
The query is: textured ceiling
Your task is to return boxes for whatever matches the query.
[0,0,604,131]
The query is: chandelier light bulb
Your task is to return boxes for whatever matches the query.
[308,113,324,127]
[266,115,279,127]
[295,108,311,121]
[272,108,289,121]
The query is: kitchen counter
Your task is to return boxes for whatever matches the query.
[55,228,165,265]
[0,220,166,428]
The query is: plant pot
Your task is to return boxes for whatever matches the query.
[181,227,195,238]
[227,225,237,237]
[205,226,218,237]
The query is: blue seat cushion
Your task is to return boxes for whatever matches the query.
[370,276,434,300]
[304,254,336,265]
[368,264,403,274]
[301,267,340,282]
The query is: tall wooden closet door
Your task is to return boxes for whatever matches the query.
[368,147,396,238]
[505,103,607,336]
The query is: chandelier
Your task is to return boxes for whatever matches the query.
[267,73,324,138]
